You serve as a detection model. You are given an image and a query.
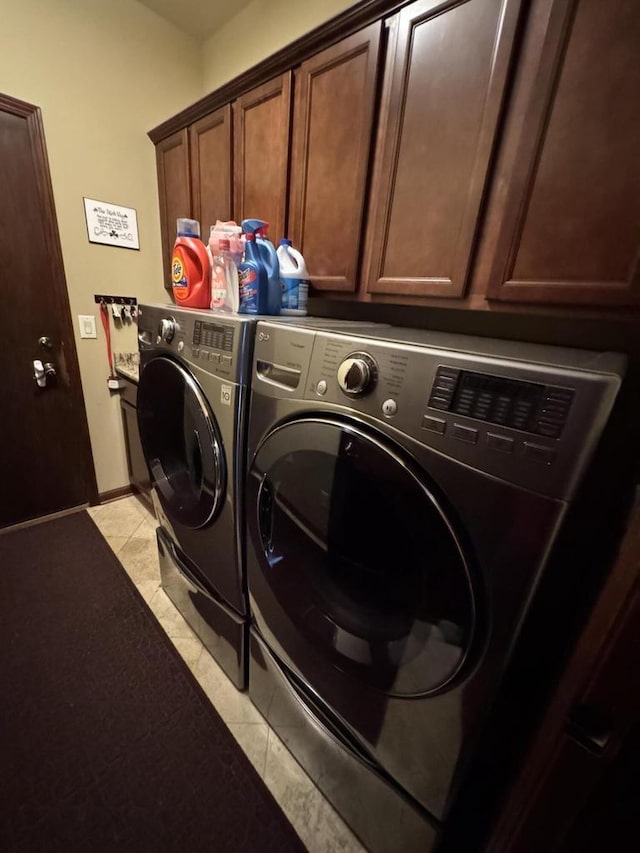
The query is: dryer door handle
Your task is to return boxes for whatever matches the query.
[192,429,204,493]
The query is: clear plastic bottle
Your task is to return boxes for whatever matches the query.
[210,238,239,313]
[208,221,243,266]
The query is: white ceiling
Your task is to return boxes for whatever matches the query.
[137,0,254,42]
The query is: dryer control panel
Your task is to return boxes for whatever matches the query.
[192,320,234,353]
[137,304,257,386]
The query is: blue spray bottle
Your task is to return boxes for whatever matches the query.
[237,233,268,314]
[241,219,281,315]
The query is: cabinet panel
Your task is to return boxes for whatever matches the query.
[121,399,151,499]
[487,0,640,306]
[363,0,522,299]
[233,73,292,241]
[156,129,191,290]
[189,105,232,239]
[289,24,381,292]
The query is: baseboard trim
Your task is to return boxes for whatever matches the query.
[97,485,134,504]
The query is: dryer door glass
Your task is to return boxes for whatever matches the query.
[137,357,225,529]
[249,418,475,697]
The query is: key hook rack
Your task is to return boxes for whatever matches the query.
[94,295,137,306]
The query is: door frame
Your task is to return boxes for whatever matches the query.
[1,93,98,508]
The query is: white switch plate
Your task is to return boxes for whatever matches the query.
[79,314,97,339]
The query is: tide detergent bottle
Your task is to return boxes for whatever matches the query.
[171,218,211,308]
[241,219,281,314]
[238,233,268,314]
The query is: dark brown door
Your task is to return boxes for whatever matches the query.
[488,498,640,852]
[189,105,232,240]
[288,24,381,293]
[362,0,522,299]
[233,73,292,241]
[156,129,191,291]
[0,94,97,529]
[486,0,640,307]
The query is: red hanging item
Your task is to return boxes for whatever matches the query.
[100,302,114,377]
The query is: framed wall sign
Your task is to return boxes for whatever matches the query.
[83,197,140,250]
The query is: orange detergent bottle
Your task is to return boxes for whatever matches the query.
[171,218,211,308]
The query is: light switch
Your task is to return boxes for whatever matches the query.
[79,314,97,339]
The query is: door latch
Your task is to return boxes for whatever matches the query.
[33,360,57,388]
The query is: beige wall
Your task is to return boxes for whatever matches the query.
[1,0,357,498]
[0,0,201,495]
[201,0,357,93]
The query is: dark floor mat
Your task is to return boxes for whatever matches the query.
[0,510,305,853]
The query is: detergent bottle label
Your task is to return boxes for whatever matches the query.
[239,267,258,311]
[211,262,227,310]
[281,277,309,311]
[172,255,187,288]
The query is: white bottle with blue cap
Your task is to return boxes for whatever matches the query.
[277,239,310,316]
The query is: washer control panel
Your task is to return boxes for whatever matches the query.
[337,353,378,397]
[293,330,622,501]
[428,366,575,439]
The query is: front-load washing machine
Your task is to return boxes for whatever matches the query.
[136,304,380,690]
[244,320,625,852]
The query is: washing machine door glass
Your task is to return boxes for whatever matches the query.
[137,356,226,529]
[249,418,475,697]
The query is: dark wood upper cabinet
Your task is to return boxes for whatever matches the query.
[288,24,382,292]
[189,105,232,239]
[486,0,640,307]
[156,129,191,290]
[362,0,522,299]
[151,0,640,315]
[233,73,292,241]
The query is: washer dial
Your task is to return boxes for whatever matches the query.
[337,353,378,397]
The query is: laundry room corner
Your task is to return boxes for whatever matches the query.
[199,0,357,92]
[2,0,638,850]
[0,0,203,497]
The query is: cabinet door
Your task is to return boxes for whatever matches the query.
[233,73,292,241]
[189,105,232,240]
[156,129,191,290]
[362,0,522,299]
[121,400,151,497]
[289,24,381,292]
[486,0,640,307]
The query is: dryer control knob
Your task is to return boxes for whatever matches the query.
[159,318,176,343]
[337,354,377,397]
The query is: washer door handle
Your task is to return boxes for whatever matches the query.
[259,480,275,552]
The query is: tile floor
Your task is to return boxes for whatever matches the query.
[87,495,365,853]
